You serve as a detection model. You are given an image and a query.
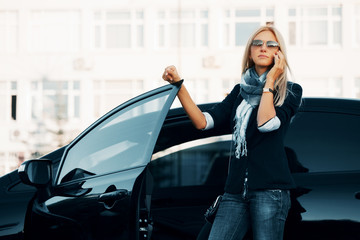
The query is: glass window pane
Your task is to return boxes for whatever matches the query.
[201,24,208,46]
[235,22,260,46]
[306,21,327,45]
[106,11,130,20]
[58,90,172,183]
[137,25,144,47]
[158,25,165,47]
[151,136,232,188]
[31,96,39,119]
[170,24,178,47]
[94,26,101,48]
[43,81,68,90]
[332,7,342,16]
[181,10,195,18]
[180,24,195,47]
[201,10,208,18]
[73,81,80,90]
[289,8,296,16]
[44,95,68,120]
[11,81,17,90]
[235,9,261,17]
[74,96,80,118]
[136,11,144,19]
[333,21,342,45]
[266,8,274,17]
[106,24,131,48]
[305,8,327,16]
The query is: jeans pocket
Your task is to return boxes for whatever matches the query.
[266,189,282,201]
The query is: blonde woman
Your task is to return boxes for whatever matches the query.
[162,26,302,240]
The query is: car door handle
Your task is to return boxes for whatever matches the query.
[355,192,360,200]
[98,189,129,202]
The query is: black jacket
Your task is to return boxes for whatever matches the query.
[207,82,303,193]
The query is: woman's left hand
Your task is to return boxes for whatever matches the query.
[266,51,285,84]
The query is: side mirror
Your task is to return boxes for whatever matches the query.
[18,159,52,187]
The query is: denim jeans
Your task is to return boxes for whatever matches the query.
[208,190,291,240]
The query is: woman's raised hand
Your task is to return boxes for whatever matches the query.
[266,51,285,84]
[162,65,181,84]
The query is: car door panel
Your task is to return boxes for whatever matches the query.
[43,168,144,240]
[24,83,181,240]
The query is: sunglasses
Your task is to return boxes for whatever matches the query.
[251,40,279,48]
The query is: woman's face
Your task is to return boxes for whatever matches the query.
[250,30,280,72]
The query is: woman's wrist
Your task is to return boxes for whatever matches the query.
[264,78,275,89]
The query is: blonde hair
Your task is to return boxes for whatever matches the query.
[241,26,290,106]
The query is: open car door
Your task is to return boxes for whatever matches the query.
[20,82,182,240]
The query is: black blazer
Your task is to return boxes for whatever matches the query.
[207,82,303,193]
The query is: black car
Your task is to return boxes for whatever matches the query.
[0,81,360,240]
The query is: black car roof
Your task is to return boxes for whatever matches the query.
[167,98,360,119]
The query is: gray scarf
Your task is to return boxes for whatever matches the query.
[234,67,269,158]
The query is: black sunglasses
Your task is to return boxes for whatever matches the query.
[251,40,279,48]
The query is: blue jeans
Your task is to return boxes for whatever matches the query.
[208,190,291,240]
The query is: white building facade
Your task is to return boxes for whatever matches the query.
[1,0,360,175]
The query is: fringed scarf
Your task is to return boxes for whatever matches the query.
[234,67,269,158]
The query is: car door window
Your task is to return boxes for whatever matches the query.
[57,88,176,184]
[151,135,232,188]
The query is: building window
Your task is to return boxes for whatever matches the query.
[93,79,144,117]
[94,10,144,49]
[288,5,342,47]
[28,10,81,52]
[11,95,16,120]
[0,11,18,53]
[31,79,80,121]
[11,81,17,120]
[222,7,274,47]
[156,9,209,49]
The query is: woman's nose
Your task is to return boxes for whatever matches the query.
[260,44,267,51]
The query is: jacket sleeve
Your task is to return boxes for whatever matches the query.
[275,82,303,125]
[206,84,241,129]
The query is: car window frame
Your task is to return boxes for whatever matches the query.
[54,82,182,186]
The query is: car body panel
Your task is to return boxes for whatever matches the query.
[0,146,65,239]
